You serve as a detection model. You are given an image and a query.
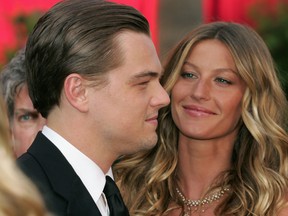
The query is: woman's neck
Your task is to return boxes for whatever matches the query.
[176,135,233,199]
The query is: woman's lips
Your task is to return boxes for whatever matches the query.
[183,105,216,117]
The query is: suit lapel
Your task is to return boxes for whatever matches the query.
[66,177,102,216]
[28,132,102,216]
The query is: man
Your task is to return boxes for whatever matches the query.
[17,0,170,215]
[0,48,46,157]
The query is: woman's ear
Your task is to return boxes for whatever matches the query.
[64,73,89,112]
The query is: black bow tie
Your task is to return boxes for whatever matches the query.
[103,176,130,216]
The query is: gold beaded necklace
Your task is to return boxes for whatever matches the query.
[176,187,230,216]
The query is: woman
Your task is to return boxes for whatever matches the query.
[0,93,49,215]
[114,22,288,215]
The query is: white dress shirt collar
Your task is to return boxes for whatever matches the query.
[42,126,113,215]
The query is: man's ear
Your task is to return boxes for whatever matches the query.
[64,73,89,112]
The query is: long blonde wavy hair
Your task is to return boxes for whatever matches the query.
[114,22,288,216]
[0,93,49,215]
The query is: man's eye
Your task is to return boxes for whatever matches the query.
[138,81,149,85]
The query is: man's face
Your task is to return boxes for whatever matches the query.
[11,84,46,157]
[87,31,170,156]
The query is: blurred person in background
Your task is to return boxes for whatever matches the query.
[0,92,49,215]
[0,47,46,157]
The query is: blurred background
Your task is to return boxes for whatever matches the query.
[0,0,287,97]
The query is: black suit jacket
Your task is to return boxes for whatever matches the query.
[17,132,102,216]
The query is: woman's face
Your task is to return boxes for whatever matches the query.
[171,39,246,142]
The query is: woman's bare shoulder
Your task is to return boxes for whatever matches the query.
[278,206,288,216]
[278,195,288,216]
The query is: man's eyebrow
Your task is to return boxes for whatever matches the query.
[128,71,161,83]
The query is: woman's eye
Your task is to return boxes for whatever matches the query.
[215,77,232,84]
[181,72,197,79]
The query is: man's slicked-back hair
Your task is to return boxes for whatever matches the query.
[25,0,150,118]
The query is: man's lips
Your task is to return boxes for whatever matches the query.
[146,115,158,121]
[145,115,159,126]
